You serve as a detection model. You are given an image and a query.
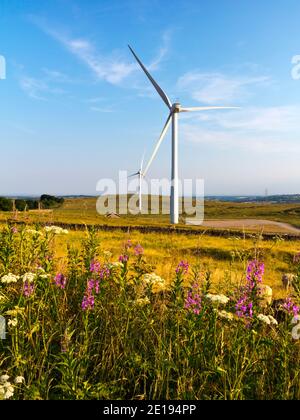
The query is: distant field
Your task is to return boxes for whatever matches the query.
[1,196,300,233]
[1,197,300,298]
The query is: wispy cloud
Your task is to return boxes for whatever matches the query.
[90,106,114,113]
[29,16,171,87]
[177,72,272,104]
[19,75,65,100]
[181,106,300,153]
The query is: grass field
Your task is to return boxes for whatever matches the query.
[1,197,300,300]
[2,197,300,231]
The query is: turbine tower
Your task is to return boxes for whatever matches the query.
[128,154,144,213]
[129,45,238,224]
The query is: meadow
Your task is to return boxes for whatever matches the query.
[0,222,300,400]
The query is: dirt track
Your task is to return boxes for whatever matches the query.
[201,219,300,235]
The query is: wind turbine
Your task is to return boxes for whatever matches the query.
[128,153,145,213]
[128,45,238,224]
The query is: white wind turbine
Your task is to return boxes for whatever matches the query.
[129,45,238,224]
[128,153,145,213]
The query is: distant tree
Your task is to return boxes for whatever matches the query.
[15,199,27,211]
[40,194,64,209]
[0,197,13,211]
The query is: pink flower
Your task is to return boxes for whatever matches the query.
[134,244,144,256]
[54,273,67,289]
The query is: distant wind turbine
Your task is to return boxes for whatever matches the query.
[128,153,145,213]
[129,45,239,224]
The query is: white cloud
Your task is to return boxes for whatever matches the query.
[29,16,170,87]
[177,72,271,104]
[180,106,300,153]
[19,76,64,100]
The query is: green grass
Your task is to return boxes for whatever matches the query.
[2,197,300,230]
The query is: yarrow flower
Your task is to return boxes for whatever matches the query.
[143,273,166,293]
[206,293,230,305]
[176,261,189,275]
[291,323,300,340]
[216,310,234,321]
[11,227,18,234]
[54,273,67,289]
[22,272,36,283]
[0,375,14,400]
[8,318,18,327]
[1,273,19,284]
[45,226,68,235]
[185,283,202,315]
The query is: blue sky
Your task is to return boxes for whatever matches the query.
[1,0,300,196]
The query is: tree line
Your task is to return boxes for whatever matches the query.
[0,195,64,211]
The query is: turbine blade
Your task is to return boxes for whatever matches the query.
[180,106,240,112]
[140,151,145,172]
[128,172,139,178]
[128,45,172,109]
[143,112,173,177]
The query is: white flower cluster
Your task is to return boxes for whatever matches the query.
[0,375,14,400]
[45,226,68,235]
[206,294,230,305]
[109,262,123,269]
[25,229,41,235]
[257,314,278,326]
[217,310,234,320]
[143,273,166,293]
[1,273,19,284]
[22,272,36,283]
[291,315,300,340]
[8,318,18,327]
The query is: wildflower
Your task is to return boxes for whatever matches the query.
[135,297,150,306]
[11,227,18,234]
[291,324,300,340]
[206,293,230,305]
[1,273,19,284]
[22,272,36,283]
[134,244,144,256]
[90,260,101,274]
[0,375,9,383]
[0,375,14,400]
[23,281,35,297]
[54,273,67,289]
[119,254,129,263]
[247,260,265,284]
[282,297,299,317]
[176,261,189,275]
[45,226,68,235]
[185,283,202,315]
[257,314,271,325]
[125,239,132,250]
[25,228,41,235]
[8,318,18,327]
[217,310,234,321]
[81,293,95,311]
[143,273,166,293]
[14,376,25,384]
[110,262,123,268]
[268,315,278,326]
